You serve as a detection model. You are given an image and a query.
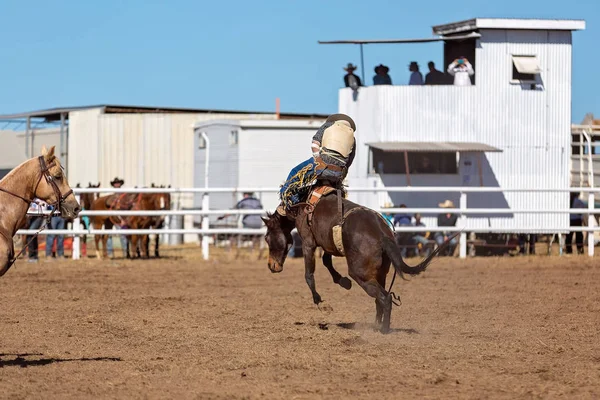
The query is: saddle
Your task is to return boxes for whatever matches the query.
[277,186,350,256]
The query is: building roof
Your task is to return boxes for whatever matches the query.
[433,18,585,36]
[366,141,502,153]
[194,119,326,130]
[0,104,329,123]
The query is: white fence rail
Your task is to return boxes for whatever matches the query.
[16,187,599,260]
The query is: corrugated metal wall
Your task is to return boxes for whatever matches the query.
[340,29,573,232]
[194,122,240,228]
[238,122,324,212]
[67,108,280,243]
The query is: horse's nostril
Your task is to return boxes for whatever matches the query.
[74,206,81,214]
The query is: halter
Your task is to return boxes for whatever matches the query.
[0,155,73,212]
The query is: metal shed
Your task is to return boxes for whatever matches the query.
[321,17,585,233]
[192,119,326,227]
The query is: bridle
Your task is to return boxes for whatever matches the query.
[0,156,75,271]
[0,155,73,212]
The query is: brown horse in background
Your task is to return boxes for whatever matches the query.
[77,182,100,254]
[90,193,141,259]
[126,187,171,259]
[262,190,455,334]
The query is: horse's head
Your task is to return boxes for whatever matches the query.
[261,212,295,273]
[33,145,80,219]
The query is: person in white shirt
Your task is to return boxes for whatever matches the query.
[447,57,474,86]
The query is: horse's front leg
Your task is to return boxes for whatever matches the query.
[304,246,333,312]
[0,240,15,278]
[322,253,352,290]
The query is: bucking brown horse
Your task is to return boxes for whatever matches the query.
[262,189,455,334]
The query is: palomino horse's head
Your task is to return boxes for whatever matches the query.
[261,212,295,273]
[34,146,81,219]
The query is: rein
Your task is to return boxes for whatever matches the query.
[0,156,73,270]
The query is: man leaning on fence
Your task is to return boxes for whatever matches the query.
[218,192,263,229]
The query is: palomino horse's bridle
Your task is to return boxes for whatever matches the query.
[0,155,73,212]
[0,156,75,270]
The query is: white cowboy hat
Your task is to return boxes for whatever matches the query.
[438,199,455,208]
[382,201,393,208]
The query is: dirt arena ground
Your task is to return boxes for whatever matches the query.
[1,245,599,399]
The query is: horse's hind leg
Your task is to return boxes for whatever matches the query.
[322,253,352,290]
[348,264,393,334]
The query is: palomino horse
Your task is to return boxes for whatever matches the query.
[0,146,80,276]
[262,189,454,334]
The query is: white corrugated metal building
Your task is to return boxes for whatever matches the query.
[331,18,585,232]
[192,119,325,227]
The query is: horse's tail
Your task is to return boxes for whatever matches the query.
[381,233,458,280]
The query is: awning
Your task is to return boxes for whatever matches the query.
[318,32,481,45]
[512,55,541,74]
[366,142,502,152]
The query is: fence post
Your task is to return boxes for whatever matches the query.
[72,194,81,261]
[459,192,467,259]
[202,193,209,260]
[588,192,595,257]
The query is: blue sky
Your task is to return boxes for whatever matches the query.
[0,0,597,122]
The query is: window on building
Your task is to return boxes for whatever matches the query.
[369,150,458,174]
[511,55,540,82]
[229,130,239,146]
[198,132,206,149]
[409,152,458,174]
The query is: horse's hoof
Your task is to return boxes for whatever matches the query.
[318,301,334,313]
[338,277,352,290]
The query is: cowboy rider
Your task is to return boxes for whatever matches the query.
[278,114,356,211]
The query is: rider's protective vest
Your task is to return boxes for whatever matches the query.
[321,121,354,159]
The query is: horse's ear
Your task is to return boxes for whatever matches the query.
[261,216,270,226]
[41,145,56,161]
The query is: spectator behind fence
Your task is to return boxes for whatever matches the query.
[343,63,362,89]
[373,64,392,85]
[434,199,458,256]
[412,213,431,257]
[566,192,585,254]
[447,57,474,86]
[393,204,413,258]
[408,62,423,85]
[425,61,445,85]
[381,202,394,225]
[45,205,67,259]
[26,199,50,262]
[218,192,263,229]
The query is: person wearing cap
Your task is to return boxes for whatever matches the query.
[218,192,263,229]
[343,63,362,89]
[434,199,458,255]
[373,64,392,85]
[447,56,474,86]
[408,62,423,85]
[412,213,432,257]
[278,114,357,211]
